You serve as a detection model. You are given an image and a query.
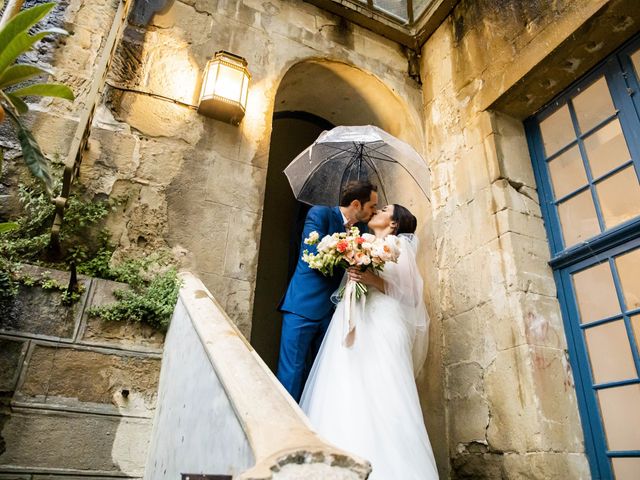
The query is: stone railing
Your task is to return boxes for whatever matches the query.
[144,272,371,480]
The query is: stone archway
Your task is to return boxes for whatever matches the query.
[250,59,426,371]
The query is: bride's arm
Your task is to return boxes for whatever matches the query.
[347,267,385,293]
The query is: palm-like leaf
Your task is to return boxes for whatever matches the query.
[0,3,72,198]
[11,83,74,100]
[0,3,56,56]
[0,28,68,76]
[3,107,53,194]
[0,64,52,89]
[4,91,28,113]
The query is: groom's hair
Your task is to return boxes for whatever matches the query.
[339,181,377,207]
[392,204,417,235]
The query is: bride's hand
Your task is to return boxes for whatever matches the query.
[348,267,385,293]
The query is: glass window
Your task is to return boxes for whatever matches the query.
[632,314,640,352]
[583,119,631,178]
[612,457,640,480]
[597,384,640,451]
[572,262,620,323]
[584,320,637,384]
[596,166,640,230]
[373,0,409,21]
[539,105,575,157]
[573,76,616,133]
[557,190,600,246]
[526,36,640,480]
[616,247,640,311]
[547,146,587,198]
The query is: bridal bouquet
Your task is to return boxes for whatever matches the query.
[302,226,401,299]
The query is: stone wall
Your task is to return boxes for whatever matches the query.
[0,265,162,478]
[420,0,640,477]
[76,0,424,339]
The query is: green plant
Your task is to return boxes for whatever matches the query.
[0,177,180,329]
[0,177,113,266]
[0,3,74,195]
[88,263,181,332]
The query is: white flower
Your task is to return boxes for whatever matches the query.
[304,231,320,245]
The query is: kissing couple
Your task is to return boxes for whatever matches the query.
[277,180,439,479]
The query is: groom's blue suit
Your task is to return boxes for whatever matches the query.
[278,205,362,401]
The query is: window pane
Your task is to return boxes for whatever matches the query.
[558,190,600,247]
[572,262,620,323]
[631,48,640,79]
[548,145,587,199]
[612,457,640,480]
[540,105,575,157]
[596,166,640,230]
[584,119,631,178]
[632,315,640,353]
[573,76,616,134]
[412,0,432,18]
[616,247,640,312]
[597,384,640,451]
[584,320,637,384]
[373,0,408,21]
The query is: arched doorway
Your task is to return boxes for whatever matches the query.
[250,59,425,371]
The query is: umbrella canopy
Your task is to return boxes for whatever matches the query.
[284,125,430,206]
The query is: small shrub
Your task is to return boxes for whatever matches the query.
[88,264,180,332]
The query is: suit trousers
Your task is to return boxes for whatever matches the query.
[277,311,333,402]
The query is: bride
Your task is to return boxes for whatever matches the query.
[300,204,439,479]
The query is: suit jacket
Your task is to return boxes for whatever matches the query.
[279,206,367,320]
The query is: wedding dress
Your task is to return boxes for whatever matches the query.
[300,235,439,479]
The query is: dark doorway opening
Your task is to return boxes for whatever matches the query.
[250,111,334,372]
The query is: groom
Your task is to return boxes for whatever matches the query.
[277,180,378,401]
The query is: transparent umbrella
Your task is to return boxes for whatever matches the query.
[284,125,430,206]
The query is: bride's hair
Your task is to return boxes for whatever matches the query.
[392,204,417,235]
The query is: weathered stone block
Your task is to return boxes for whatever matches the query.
[492,112,537,188]
[204,156,267,213]
[451,452,506,479]
[0,410,151,476]
[0,338,27,393]
[502,452,590,479]
[495,208,547,243]
[443,307,497,368]
[491,179,542,218]
[1,266,89,340]
[500,231,557,297]
[17,345,160,415]
[135,136,187,186]
[225,282,254,339]
[81,278,165,351]
[485,346,540,452]
[81,127,139,194]
[224,208,261,281]
[112,91,204,146]
[446,362,490,446]
[167,200,230,274]
[29,112,79,161]
[485,344,584,453]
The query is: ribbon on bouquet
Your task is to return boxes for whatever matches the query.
[341,279,367,347]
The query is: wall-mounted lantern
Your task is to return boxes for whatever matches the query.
[198,51,250,125]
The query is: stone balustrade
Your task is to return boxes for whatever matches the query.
[144,272,371,480]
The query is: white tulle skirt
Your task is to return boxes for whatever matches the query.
[300,290,439,479]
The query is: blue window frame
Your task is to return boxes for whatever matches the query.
[526,34,640,480]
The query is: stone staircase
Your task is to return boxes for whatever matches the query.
[0,265,162,479]
[1,268,372,479]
